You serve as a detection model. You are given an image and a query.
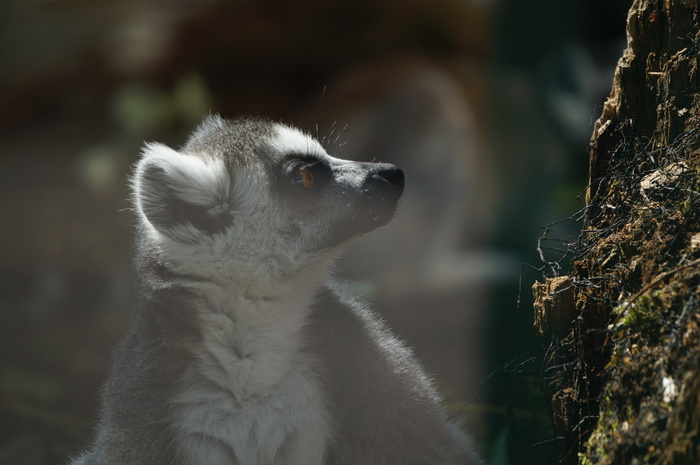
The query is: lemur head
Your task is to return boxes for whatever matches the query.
[132,115,404,288]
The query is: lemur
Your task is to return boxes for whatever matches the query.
[70,115,481,465]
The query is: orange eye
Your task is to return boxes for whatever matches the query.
[292,167,315,188]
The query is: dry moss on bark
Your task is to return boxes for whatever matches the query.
[533,1,700,463]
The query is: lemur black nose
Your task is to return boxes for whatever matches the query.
[359,162,405,200]
[377,166,405,190]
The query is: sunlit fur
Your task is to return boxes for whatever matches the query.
[70,116,481,465]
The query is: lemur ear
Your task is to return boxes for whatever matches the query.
[133,143,233,239]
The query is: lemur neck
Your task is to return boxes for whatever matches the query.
[145,251,334,377]
[184,266,326,396]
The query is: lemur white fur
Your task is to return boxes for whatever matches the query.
[70,115,481,465]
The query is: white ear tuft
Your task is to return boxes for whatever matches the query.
[133,143,232,239]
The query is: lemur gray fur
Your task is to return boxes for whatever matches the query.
[70,115,481,465]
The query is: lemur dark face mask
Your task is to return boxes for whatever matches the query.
[272,155,404,251]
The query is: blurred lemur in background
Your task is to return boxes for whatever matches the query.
[70,115,481,465]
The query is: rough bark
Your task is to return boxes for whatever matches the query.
[533,1,700,463]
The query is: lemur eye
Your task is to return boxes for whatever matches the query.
[291,166,315,188]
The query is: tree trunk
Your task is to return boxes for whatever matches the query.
[533,1,700,463]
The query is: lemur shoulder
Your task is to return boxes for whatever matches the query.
[70,115,482,465]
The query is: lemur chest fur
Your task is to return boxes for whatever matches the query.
[173,289,331,465]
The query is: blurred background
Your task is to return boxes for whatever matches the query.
[0,1,629,464]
